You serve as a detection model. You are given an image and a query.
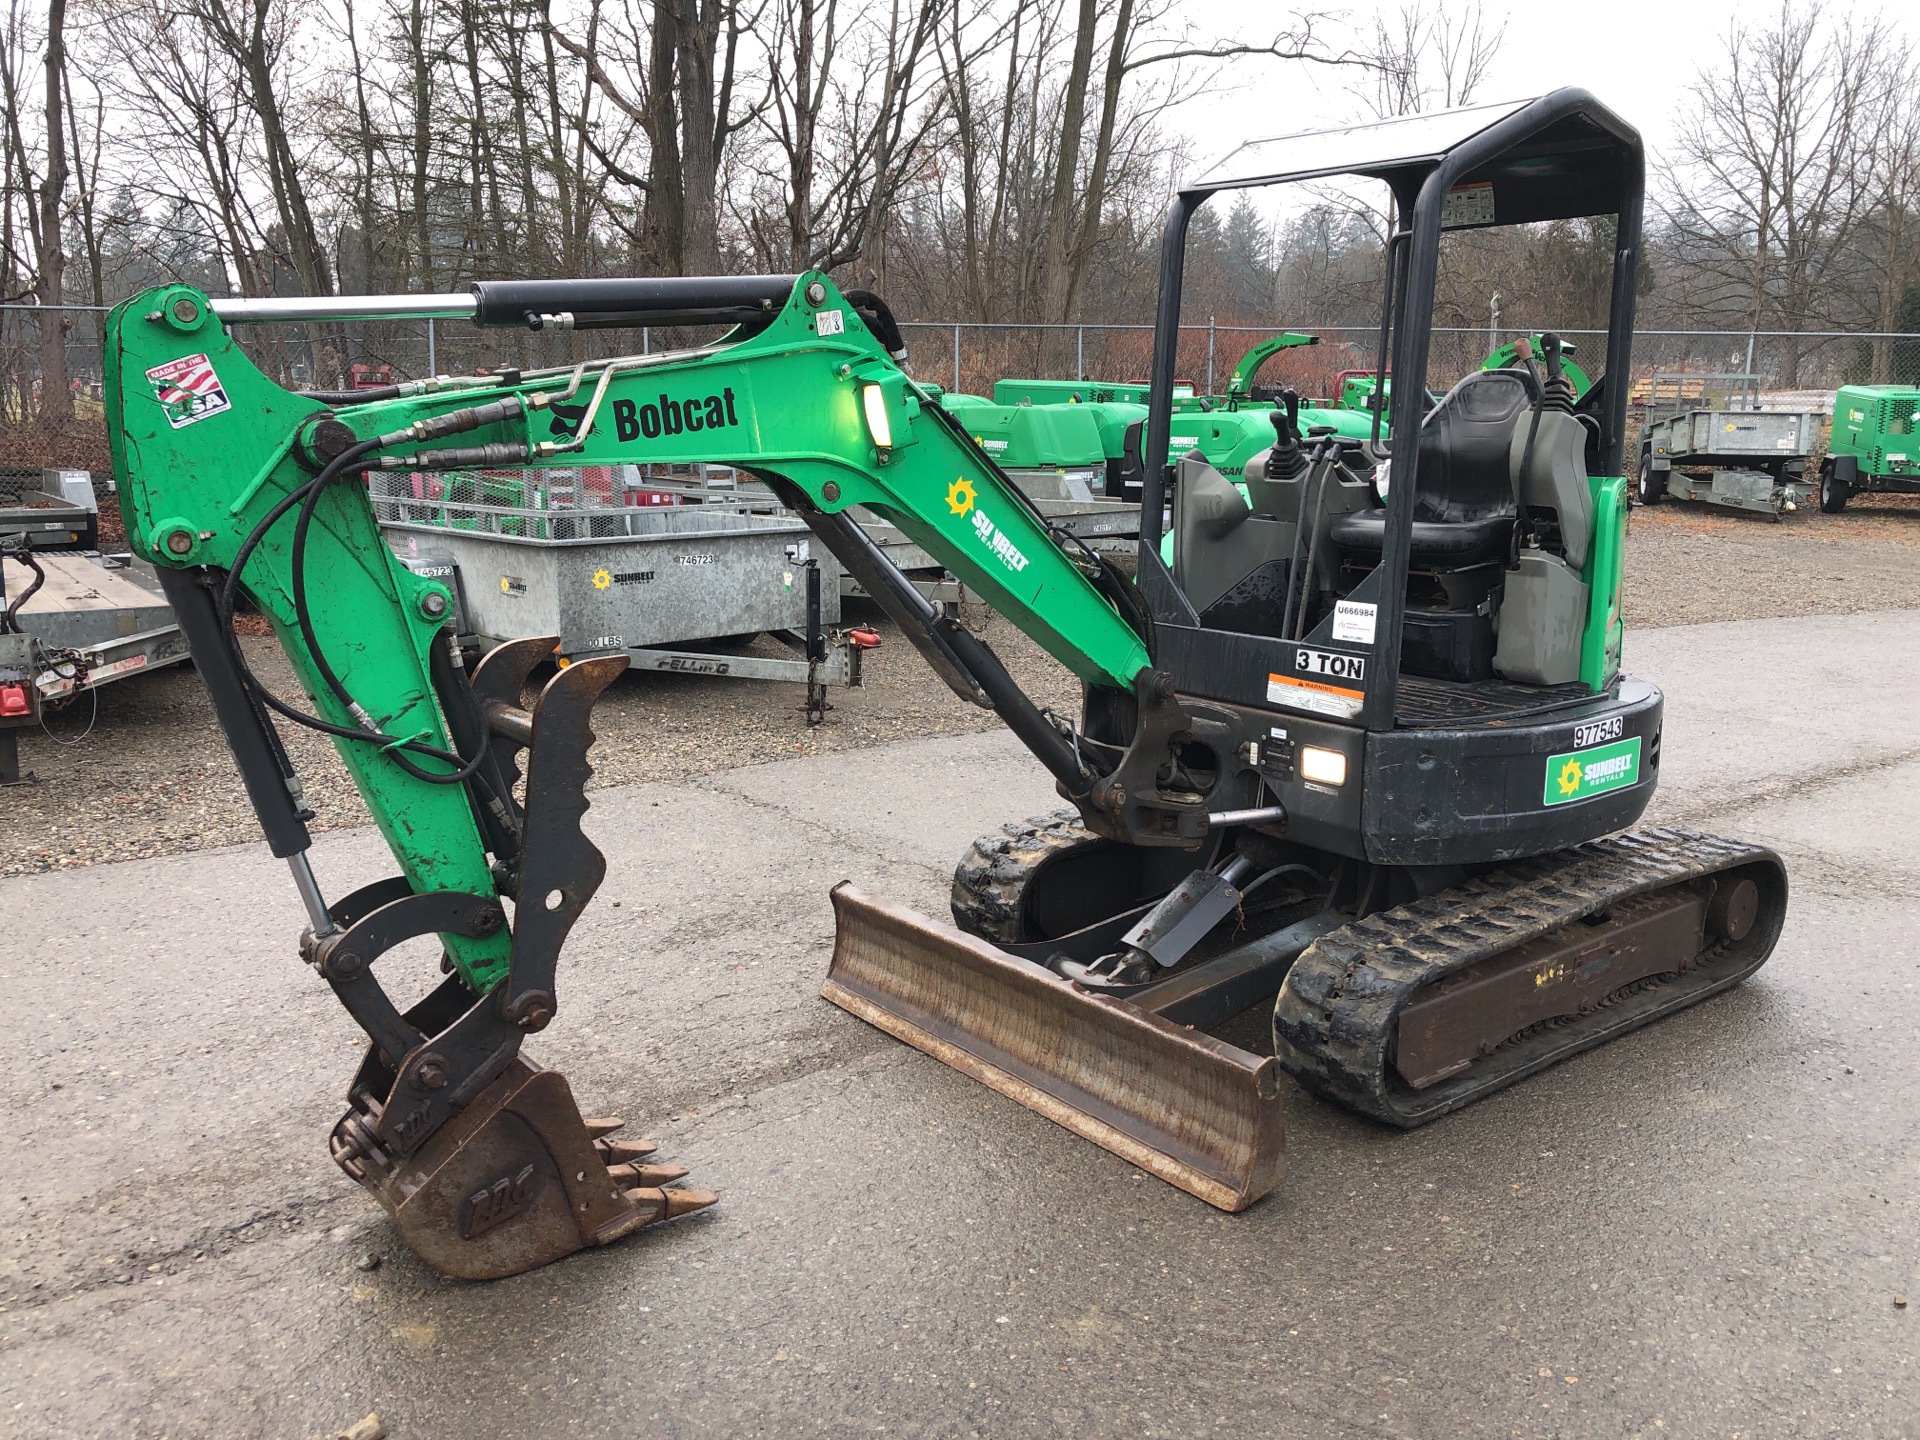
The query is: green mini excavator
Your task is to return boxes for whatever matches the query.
[104,90,1785,1279]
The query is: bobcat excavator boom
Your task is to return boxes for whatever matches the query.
[105,271,1215,1278]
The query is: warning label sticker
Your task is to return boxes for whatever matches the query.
[1441,181,1495,229]
[1267,671,1364,720]
[145,352,231,429]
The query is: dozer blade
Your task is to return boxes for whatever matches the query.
[823,884,1285,1211]
[331,1059,715,1281]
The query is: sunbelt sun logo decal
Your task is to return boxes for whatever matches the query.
[1543,736,1642,806]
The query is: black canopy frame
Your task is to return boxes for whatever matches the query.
[1137,88,1646,732]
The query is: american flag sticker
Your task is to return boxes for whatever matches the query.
[145,352,232,429]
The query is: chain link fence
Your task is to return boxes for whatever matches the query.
[8,300,1919,464]
[895,322,1920,405]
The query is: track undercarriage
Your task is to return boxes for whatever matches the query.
[825,814,1787,1210]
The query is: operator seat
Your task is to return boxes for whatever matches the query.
[1329,368,1537,567]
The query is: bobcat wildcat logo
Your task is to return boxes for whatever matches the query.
[460,1164,539,1239]
[548,399,590,438]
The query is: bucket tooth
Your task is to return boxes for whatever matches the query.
[583,1117,627,1139]
[623,1187,720,1223]
[607,1162,691,1186]
[595,1137,660,1163]
[822,883,1285,1212]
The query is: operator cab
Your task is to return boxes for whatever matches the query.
[1132,91,1650,865]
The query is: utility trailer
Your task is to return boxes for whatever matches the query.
[0,469,190,782]
[1635,373,1823,518]
[0,547,191,782]
[370,466,865,709]
[1,467,100,550]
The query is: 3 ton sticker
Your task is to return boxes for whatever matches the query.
[1267,647,1367,719]
[1294,646,1365,683]
[146,353,231,428]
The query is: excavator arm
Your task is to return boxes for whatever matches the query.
[104,272,1203,1278]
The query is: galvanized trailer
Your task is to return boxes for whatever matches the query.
[1,468,100,550]
[0,548,191,782]
[1635,374,1825,518]
[371,467,863,703]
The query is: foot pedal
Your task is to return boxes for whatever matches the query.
[331,1059,713,1280]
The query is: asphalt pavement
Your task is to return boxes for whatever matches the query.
[2,610,1917,1438]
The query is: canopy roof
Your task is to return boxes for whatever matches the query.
[1185,91,1639,225]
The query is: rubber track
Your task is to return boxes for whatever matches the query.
[1273,826,1788,1128]
[949,811,1095,944]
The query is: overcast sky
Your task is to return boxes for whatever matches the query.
[1175,0,1920,182]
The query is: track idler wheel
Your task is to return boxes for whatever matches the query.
[330,1060,714,1281]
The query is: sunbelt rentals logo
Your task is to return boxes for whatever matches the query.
[1543,736,1642,806]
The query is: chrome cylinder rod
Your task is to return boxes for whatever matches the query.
[288,853,337,937]
[209,293,478,324]
[1207,805,1288,829]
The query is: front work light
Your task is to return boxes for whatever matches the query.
[862,383,893,449]
[1299,746,1348,787]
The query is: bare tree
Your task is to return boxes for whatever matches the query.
[1859,61,1920,382]
[1663,4,1896,383]
[201,0,337,297]
[1356,0,1502,119]
[547,0,756,274]
[35,0,71,422]
[742,0,944,273]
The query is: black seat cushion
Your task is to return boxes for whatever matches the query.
[1332,368,1535,568]
[1328,510,1513,567]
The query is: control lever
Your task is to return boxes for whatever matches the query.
[1539,332,1576,413]
[1264,390,1308,481]
[1511,335,1542,391]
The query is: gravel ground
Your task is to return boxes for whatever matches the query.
[6,496,1920,876]
[0,599,1078,875]
[1623,489,1920,627]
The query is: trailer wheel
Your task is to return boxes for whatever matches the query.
[1637,452,1667,506]
[1820,461,1850,514]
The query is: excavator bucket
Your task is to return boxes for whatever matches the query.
[330,1059,715,1281]
[822,885,1285,1211]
